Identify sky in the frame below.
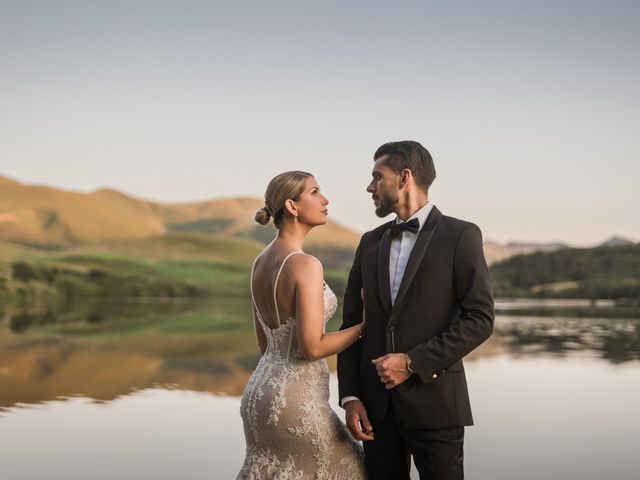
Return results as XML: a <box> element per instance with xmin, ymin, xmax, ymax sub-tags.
<box><xmin>1</xmin><ymin>0</ymin><xmax>638</xmax><ymax>245</ymax></box>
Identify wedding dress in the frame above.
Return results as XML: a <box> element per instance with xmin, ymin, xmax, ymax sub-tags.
<box><xmin>237</xmin><ymin>251</ymin><xmax>366</xmax><ymax>480</ymax></box>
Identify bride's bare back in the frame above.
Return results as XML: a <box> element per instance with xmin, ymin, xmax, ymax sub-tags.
<box><xmin>250</xmin><ymin>246</ymin><xmax>307</xmax><ymax>330</ymax></box>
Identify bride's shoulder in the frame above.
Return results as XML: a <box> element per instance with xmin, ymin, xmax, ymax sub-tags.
<box><xmin>287</xmin><ymin>252</ymin><xmax>323</xmax><ymax>276</ymax></box>
<box><xmin>251</xmin><ymin>249</ymin><xmax>268</xmax><ymax>271</ymax></box>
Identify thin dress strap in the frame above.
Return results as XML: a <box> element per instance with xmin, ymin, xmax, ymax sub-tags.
<box><xmin>273</xmin><ymin>250</ymin><xmax>304</xmax><ymax>326</ymax></box>
<box><xmin>249</xmin><ymin>257</ymin><xmax>268</xmax><ymax>331</ymax></box>
<box><xmin>250</xmin><ymin>250</ymin><xmax>304</xmax><ymax>329</ymax></box>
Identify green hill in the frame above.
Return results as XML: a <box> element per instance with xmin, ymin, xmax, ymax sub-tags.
<box><xmin>0</xmin><ymin>174</ymin><xmax>361</xmax><ymax>309</ymax></box>
<box><xmin>490</xmin><ymin>243</ymin><xmax>640</xmax><ymax>302</ymax></box>
<box><xmin>0</xmin><ymin>233</ymin><xmax>350</xmax><ymax>311</ymax></box>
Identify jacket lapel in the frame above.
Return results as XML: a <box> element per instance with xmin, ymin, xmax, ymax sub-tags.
<box><xmin>377</xmin><ymin>227</ymin><xmax>393</xmax><ymax>315</ymax></box>
<box><xmin>390</xmin><ymin>206</ymin><xmax>442</xmax><ymax>315</ymax></box>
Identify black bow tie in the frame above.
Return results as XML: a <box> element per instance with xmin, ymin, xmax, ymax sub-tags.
<box><xmin>389</xmin><ymin>218</ymin><xmax>420</xmax><ymax>237</ymax></box>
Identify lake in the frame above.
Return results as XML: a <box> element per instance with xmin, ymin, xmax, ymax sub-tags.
<box><xmin>1</xmin><ymin>298</ymin><xmax>639</xmax><ymax>479</ymax></box>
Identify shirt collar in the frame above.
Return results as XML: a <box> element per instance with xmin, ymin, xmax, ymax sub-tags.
<box><xmin>394</xmin><ymin>201</ymin><xmax>433</xmax><ymax>231</ymax></box>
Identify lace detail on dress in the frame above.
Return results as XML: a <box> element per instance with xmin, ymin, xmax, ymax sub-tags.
<box><xmin>239</xmin><ymin>446</ymin><xmax>304</xmax><ymax>480</ymax></box>
<box><xmin>266</xmin><ymin>360</ymin><xmax>301</xmax><ymax>425</ymax></box>
<box><xmin>322</xmin><ymin>281</ymin><xmax>338</xmax><ymax>326</ymax></box>
<box><xmin>237</xmin><ymin>252</ymin><xmax>365</xmax><ymax>480</ymax></box>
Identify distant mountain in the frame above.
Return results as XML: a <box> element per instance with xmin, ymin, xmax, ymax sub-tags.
<box><xmin>483</xmin><ymin>240</ymin><xmax>568</xmax><ymax>265</ymax></box>
<box><xmin>0</xmin><ymin>174</ymin><xmax>359</xmax><ymax>262</ymax></box>
<box><xmin>599</xmin><ymin>236</ymin><xmax>635</xmax><ymax>248</ymax></box>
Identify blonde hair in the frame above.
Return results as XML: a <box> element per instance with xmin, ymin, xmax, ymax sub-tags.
<box><xmin>255</xmin><ymin>171</ymin><xmax>313</xmax><ymax>228</ymax></box>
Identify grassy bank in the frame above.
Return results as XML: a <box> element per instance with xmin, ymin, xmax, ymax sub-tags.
<box><xmin>0</xmin><ymin>236</ymin><xmax>350</xmax><ymax>313</ymax></box>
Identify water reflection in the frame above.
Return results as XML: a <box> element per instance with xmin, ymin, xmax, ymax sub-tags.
<box><xmin>0</xmin><ymin>298</ymin><xmax>258</xmax><ymax>410</ymax></box>
<box><xmin>0</xmin><ymin>298</ymin><xmax>639</xmax><ymax>411</ymax></box>
<box><xmin>499</xmin><ymin>316</ymin><xmax>640</xmax><ymax>363</ymax></box>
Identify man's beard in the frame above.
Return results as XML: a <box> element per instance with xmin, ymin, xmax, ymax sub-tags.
<box><xmin>375</xmin><ymin>192</ymin><xmax>399</xmax><ymax>218</ymax></box>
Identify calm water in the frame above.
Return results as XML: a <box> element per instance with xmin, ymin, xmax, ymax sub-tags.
<box><xmin>1</xmin><ymin>298</ymin><xmax>639</xmax><ymax>480</ymax></box>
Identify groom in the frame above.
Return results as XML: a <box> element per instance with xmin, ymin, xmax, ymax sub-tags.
<box><xmin>338</xmin><ymin>141</ymin><xmax>494</xmax><ymax>480</ymax></box>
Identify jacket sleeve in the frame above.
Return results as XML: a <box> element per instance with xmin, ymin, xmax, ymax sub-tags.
<box><xmin>407</xmin><ymin>223</ymin><xmax>494</xmax><ymax>384</ymax></box>
<box><xmin>337</xmin><ymin>236</ymin><xmax>364</xmax><ymax>401</ymax></box>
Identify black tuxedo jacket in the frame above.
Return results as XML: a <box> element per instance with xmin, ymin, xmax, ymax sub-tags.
<box><xmin>337</xmin><ymin>206</ymin><xmax>494</xmax><ymax>429</ymax></box>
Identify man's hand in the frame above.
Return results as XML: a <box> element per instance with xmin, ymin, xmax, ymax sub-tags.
<box><xmin>372</xmin><ymin>353</ymin><xmax>412</xmax><ymax>389</ymax></box>
<box><xmin>344</xmin><ymin>399</ymin><xmax>374</xmax><ymax>441</ymax></box>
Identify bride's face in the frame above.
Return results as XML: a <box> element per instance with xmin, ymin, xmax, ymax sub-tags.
<box><xmin>295</xmin><ymin>177</ymin><xmax>329</xmax><ymax>226</ymax></box>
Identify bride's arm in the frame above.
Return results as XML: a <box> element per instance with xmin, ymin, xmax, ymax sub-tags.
<box><xmin>294</xmin><ymin>255</ymin><xmax>363</xmax><ymax>361</ymax></box>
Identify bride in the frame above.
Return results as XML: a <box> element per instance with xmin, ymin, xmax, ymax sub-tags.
<box><xmin>237</xmin><ymin>171</ymin><xmax>367</xmax><ymax>480</ymax></box>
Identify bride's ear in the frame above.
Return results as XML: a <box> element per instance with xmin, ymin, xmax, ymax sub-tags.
<box><xmin>284</xmin><ymin>199</ymin><xmax>298</xmax><ymax>219</ymax></box>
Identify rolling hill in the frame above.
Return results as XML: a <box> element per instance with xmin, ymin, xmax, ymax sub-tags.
<box><xmin>2</xmin><ymin>173</ymin><xmax>632</xmax><ymax>273</ymax></box>
<box><xmin>0</xmin><ymin>174</ymin><xmax>359</xmax><ymax>257</ymax></box>
<box><xmin>0</xmin><ymin>175</ymin><xmax>362</xmax><ymax>307</ymax></box>
<box><xmin>490</xmin><ymin>243</ymin><xmax>640</xmax><ymax>301</ymax></box>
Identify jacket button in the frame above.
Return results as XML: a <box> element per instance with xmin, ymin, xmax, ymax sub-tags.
<box><xmin>432</xmin><ymin>373</ymin><xmax>438</xmax><ymax>379</ymax></box>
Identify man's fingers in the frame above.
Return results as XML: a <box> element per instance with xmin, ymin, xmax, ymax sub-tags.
<box><xmin>374</xmin><ymin>361</ymin><xmax>388</xmax><ymax>372</ymax></box>
<box><xmin>372</xmin><ymin>354</ymin><xmax>391</xmax><ymax>364</ymax></box>
<box><xmin>356</xmin><ymin>429</ymin><xmax>375</xmax><ymax>441</ymax></box>
<box><xmin>346</xmin><ymin>402</ymin><xmax>375</xmax><ymax>441</ymax></box>
<box><xmin>355</xmin><ymin>419</ymin><xmax>375</xmax><ymax>441</ymax></box>
<box><xmin>349</xmin><ymin>416</ymin><xmax>373</xmax><ymax>441</ymax></box>
<box><xmin>347</xmin><ymin>412</ymin><xmax>360</xmax><ymax>435</ymax></box>
<box><xmin>359</xmin><ymin>407</ymin><xmax>373</xmax><ymax>433</ymax></box>
<box><xmin>348</xmin><ymin>418</ymin><xmax>360</xmax><ymax>436</ymax></box>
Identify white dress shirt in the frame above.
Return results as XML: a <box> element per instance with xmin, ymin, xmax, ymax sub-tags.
<box><xmin>389</xmin><ymin>201</ymin><xmax>434</xmax><ymax>304</ymax></box>
<box><xmin>341</xmin><ymin>201</ymin><xmax>434</xmax><ymax>408</ymax></box>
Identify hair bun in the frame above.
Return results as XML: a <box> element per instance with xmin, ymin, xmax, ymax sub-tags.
<box><xmin>255</xmin><ymin>207</ymin><xmax>271</xmax><ymax>225</ymax></box>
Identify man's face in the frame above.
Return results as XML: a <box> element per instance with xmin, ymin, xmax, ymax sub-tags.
<box><xmin>366</xmin><ymin>156</ymin><xmax>400</xmax><ymax>218</ymax></box>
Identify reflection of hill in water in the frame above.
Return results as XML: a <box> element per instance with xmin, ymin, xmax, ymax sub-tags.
<box><xmin>497</xmin><ymin>316</ymin><xmax>640</xmax><ymax>363</ymax></box>
<box><xmin>0</xmin><ymin>339</ymin><xmax>256</xmax><ymax>409</ymax></box>
<box><xmin>0</xmin><ymin>298</ymin><xmax>259</xmax><ymax>410</ymax></box>
<box><xmin>1</xmin><ymin>302</ymin><xmax>639</xmax><ymax>410</ymax></box>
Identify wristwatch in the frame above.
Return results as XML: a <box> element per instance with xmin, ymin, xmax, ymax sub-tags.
<box><xmin>403</xmin><ymin>353</ymin><xmax>415</xmax><ymax>374</ymax></box>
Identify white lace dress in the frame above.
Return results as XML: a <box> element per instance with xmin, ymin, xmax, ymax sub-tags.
<box><xmin>237</xmin><ymin>252</ymin><xmax>366</xmax><ymax>480</ymax></box>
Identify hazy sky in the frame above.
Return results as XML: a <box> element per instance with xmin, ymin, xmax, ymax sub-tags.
<box><xmin>1</xmin><ymin>0</ymin><xmax>638</xmax><ymax>245</ymax></box>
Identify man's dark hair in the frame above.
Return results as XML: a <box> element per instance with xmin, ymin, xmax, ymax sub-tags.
<box><xmin>373</xmin><ymin>140</ymin><xmax>436</xmax><ymax>191</ymax></box>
